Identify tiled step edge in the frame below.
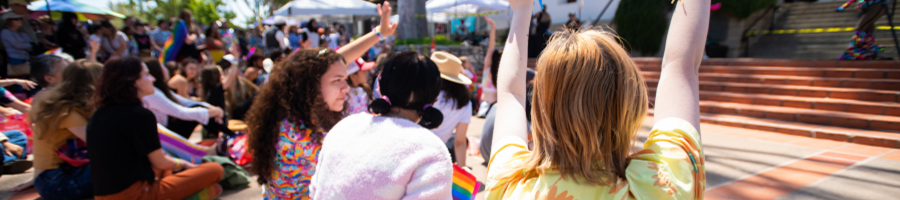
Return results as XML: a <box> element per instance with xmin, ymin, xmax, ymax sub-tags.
<box><xmin>641</xmin><ymin>72</ymin><xmax>900</xmax><ymax>91</ymax></box>
<box><xmin>647</xmin><ymin>109</ymin><xmax>900</xmax><ymax>148</ymax></box>
<box><xmin>645</xmin><ymin>80</ymin><xmax>900</xmax><ymax>103</ymax></box>
<box><xmin>632</xmin><ymin>57</ymin><xmax>900</xmax><ymax>69</ymax></box>
<box><xmin>646</xmin><ymin>88</ymin><xmax>900</xmax><ymax>117</ymax></box>
<box><xmin>638</xmin><ymin>65</ymin><xmax>900</xmax><ymax>80</ymax></box>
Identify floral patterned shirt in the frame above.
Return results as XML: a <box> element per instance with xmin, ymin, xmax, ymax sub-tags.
<box><xmin>264</xmin><ymin>118</ymin><xmax>326</xmax><ymax>200</ymax></box>
<box><xmin>485</xmin><ymin>118</ymin><xmax>706</xmax><ymax>200</ymax></box>
<box><xmin>346</xmin><ymin>87</ymin><xmax>368</xmax><ymax>115</ymax></box>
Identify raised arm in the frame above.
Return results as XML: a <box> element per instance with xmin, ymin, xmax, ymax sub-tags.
<box><xmin>653</xmin><ymin>0</ymin><xmax>710</xmax><ymax>130</ymax></box>
<box><xmin>490</xmin><ymin>0</ymin><xmax>532</xmax><ymax>156</ymax></box>
<box><xmin>336</xmin><ymin>2</ymin><xmax>397</xmax><ymax>62</ymax></box>
<box><xmin>87</xmin><ymin>39</ymin><xmax>101</xmax><ymax>62</ymax></box>
<box><xmin>482</xmin><ymin>16</ymin><xmax>497</xmax><ymax>85</ymax></box>
<box><xmin>0</xmin><ymin>79</ymin><xmax>36</xmax><ymax>89</ymax></box>
<box><xmin>222</xmin><ymin>64</ymin><xmax>239</xmax><ymax>90</ymax></box>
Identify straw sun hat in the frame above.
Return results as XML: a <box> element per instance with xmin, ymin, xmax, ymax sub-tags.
<box><xmin>431</xmin><ymin>51</ymin><xmax>472</xmax><ymax>85</ymax></box>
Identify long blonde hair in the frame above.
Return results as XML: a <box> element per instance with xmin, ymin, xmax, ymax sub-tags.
<box><xmin>32</xmin><ymin>59</ymin><xmax>104</xmax><ymax>139</ymax></box>
<box><xmin>499</xmin><ymin>29</ymin><xmax>648</xmax><ymax>185</ymax></box>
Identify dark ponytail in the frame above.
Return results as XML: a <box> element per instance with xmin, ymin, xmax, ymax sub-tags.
<box><xmin>418</xmin><ymin>106</ymin><xmax>443</xmax><ymax>129</ymax></box>
<box><xmin>373</xmin><ymin>52</ymin><xmax>445</xmax><ymax>129</ymax></box>
<box><xmin>368</xmin><ymin>98</ymin><xmax>392</xmax><ymax>115</ymax></box>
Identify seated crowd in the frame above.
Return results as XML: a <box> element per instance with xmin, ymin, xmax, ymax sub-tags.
<box><xmin>0</xmin><ymin>0</ymin><xmax>711</xmax><ymax>199</ymax></box>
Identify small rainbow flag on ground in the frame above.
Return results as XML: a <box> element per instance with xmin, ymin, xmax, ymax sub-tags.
<box><xmin>452</xmin><ymin>165</ymin><xmax>480</xmax><ymax>200</ymax></box>
<box><xmin>158</xmin><ymin>124</ymin><xmax>207</xmax><ymax>164</ymax></box>
<box><xmin>159</xmin><ymin>20</ymin><xmax>189</xmax><ymax>63</ymax></box>
<box><xmin>43</xmin><ymin>47</ymin><xmax>61</xmax><ymax>56</ymax></box>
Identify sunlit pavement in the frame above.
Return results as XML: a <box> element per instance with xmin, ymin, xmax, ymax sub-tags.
<box><xmin>2</xmin><ymin>116</ymin><xmax>899</xmax><ymax>200</ymax></box>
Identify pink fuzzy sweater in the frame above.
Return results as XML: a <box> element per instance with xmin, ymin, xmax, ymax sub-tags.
<box><xmin>310</xmin><ymin>114</ymin><xmax>453</xmax><ymax>199</ymax></box>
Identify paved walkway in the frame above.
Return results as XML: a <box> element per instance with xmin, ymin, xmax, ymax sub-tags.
<box><xmin>2</xmin><ymin>116</ymin><xmax>899</xmax><ymax>200</ymax></box>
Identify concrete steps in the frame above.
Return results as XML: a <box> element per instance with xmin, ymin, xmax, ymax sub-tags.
<box><xmin>747</xmin><ymin>1</ymin><xmax>900</xmax><ymax>59</ymax></box>
<box><xmin>638</xmin><ymin>57</ymin><xmax>900</xmax><ymax>148</ymax></box>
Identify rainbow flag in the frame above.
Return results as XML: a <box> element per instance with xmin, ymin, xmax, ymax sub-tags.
<box><xmin>43</xmin><ymin>47</ymin><xmax>62</xmax><ymax>55</ymax></box>
<box><xmin>158</xmin><ymin>124</ymin><xmax>208</xmax><ymax>164</ymax></box>
<box><xmin>221</xmin><ymin>28</ymin><xmax>237</xmax><ymax>51</ymax></box>
<box><xmin>159</xmin><ymin>20</ymin><xmax>189</xmax><ymax>63</ymax></box>
<box><xmin>244</xmin><ymin>47</ymin><xmax>256</xmax><ymax>60</ymax></box>
<box><xmin>452</xmin><ymin>165</ymin><xmax>480</xmax><ymax>200</ymax></box>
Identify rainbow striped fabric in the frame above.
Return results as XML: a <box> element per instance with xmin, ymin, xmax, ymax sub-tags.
<box><xmin>157</xmin><ymin>124</ymin><xmax>207</xmax><ymax>164</ymax></box>
<box><xmin>183</xmin><ymin>184</ymin><xmax>220</xmax><ymax>200</ymax></box>
<box><xmin>43</xmin><ymin>47</ymin><xmax>62</xmax><ymax>55</ymax></box>
<box><xmin>243</xmin><ymin>47</ymin><xmax>256</xmax><ymax>60</ymax></box>
<box><xmin>159</xmin><ymin>20</ymin><xmax>189</xmax><ymax>63</ymax></box>
<box><xmin>452</xmin><ymin>165</ymin><xmax>480</xmax><ymax>200</ymax></box>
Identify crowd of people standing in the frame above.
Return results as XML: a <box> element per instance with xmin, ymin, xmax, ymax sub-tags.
<box><xmin>0</xmin><ymin>0</ymin><xmax>711</xmax><ymax>199</ymax></box>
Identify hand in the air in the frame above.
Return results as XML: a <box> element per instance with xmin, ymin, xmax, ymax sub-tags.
<box><xmin>377</xmin><ymin>2</ymin><xmax>399</xmax><ymax>36</ymax></box>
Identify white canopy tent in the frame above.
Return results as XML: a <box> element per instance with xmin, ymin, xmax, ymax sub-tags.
<box><xmin>389</xmin><ymin>0</ymin><xmax>509</xmax><ymax>23</ymax></box>
<box><xmin>426</xmin><ymin>0</ymin><xmax>509</xmax><ymax>16</ymax></box>
<box><xmin>273</xmin><ymin>0</ymin><xmax>378</xmax><ymax>16</ymax></box>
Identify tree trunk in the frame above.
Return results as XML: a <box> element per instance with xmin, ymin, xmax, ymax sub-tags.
<box><xmin>397</xmin><ymin>0</ymin><xmax>427</xmax><ymax>40</ymax></box>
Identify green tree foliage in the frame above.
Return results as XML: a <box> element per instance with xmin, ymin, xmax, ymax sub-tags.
<box><xmin>613</xmin><ymin>0</ymin><xmax>669</xmax><ymax>56</ymax></box>
<box><xmin>109</xmin><ymin>0</ymin><xmax>237</xmax><ymax>27</ymax></box>
<box><xmin>186</xmin><ymin>0</ymin><xmax>237</xmax><ymax>26</ymax></box>
<box><xmin>713</xmin><ymin>0</ymin><xmax>778</xmax><ymax>19</ymax></box>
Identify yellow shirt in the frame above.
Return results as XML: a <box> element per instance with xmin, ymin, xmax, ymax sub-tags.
<box><xmin>32</xmin><ymin>108</ymin><xmax>89</xmax><ymax>170</ymax></box>
<box><xmin>485</xmin><ymin>118</ymin><xmax>706</xmax><ymax>200</ymax></box>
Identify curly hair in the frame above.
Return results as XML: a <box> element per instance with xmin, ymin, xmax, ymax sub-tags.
<box><xmin>246</xmin><ymin>48</ymin><xmax>346</xmax><ymax>185</ymax></box>
<box><xmin>94</xmin><ymin>56</ymin><xmax>144</xmax><ymax>108</ymax></box>
<box><xmin>32</xmin><ymin>59</ymin><xmax>103</xmax><ymax>139</ymax></box>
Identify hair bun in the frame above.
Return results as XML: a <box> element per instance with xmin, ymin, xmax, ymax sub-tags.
<box><xmin>418</xmin><ymin>106</ymin><xmax>443</xmax><ymax>129</ymax></box>
<box><xmin>368</xmin><ymin>98</ymin><xmax>392</xmax><ymax>115</ymax></box>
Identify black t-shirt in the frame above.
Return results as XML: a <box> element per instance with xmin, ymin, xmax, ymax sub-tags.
<box><xmin>205</xmin><ymin>83</ymin><xmax>230</xmax><ymax>137</ymax></box>
<box><xmin>87</xmin><ymin>103</ymin><xmax>161</xmax><ymax>196</ymax></box>
<box><xmin>177</xmin><ymin>39</ymin><xmax>202</xmax><ymax>60</ymax></box>
<box><xmin>134</xmin><ymin>33</ymin><xmax>151</xmax><ymax>50</ymax></box>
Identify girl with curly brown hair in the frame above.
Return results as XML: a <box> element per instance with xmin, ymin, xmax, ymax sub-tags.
<box><xmin>246</xmin><ymin>3</ymin><xmax>399</xmax><ymax>199</ymax></box>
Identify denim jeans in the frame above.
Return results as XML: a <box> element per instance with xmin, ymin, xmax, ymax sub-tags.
<box><xmin>1</xmin><ymin>130</ymin><xmax>27</xmax><ymax>164</ymax></box>
<box><xmin>34</xmin><ymin>164</ymin><xmax>93</xmax><ymax>200</ymax></box>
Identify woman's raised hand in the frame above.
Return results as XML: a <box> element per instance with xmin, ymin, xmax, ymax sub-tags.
<box><xmin>484</xmin><ymin>16</ymin><xmax>496</xmax><ymax>29</ymax></box>
<box><xmin>377</xmin><ymin>2</ymin><xmax>398</xmax><ymax>36</ymax></box>
<box><xmin>508</xmin><ymin>0</ymin><xmax>535</xmax><ymax>10</ymax></box>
